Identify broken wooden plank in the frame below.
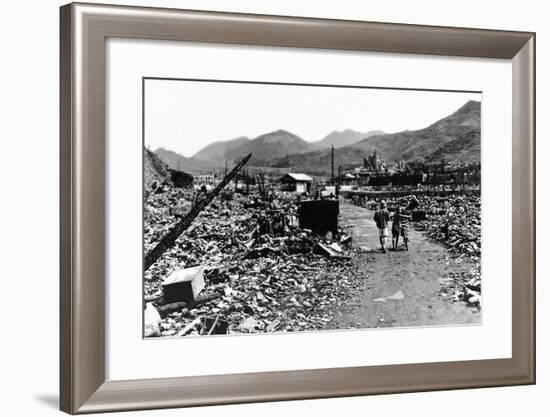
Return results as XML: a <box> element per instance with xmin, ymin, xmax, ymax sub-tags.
<box><xmin>313</xmin><ymin>242</ymin><xmax>350</xmax><ymax>260</ymax></box>
<box><xmin>202</xmin><ymin>315</ymin><xmax>229</xmax><ymax>335</ymax></box>
<box><xmin>176</xmin><ymin>317</ymin><xmax>202</xmax><ymax>337</ymax></box>
<box><xmin>155</xmin><ymin>301</ymin><xmax>188</xmax><ymax>318</ymax></box>
<box><xmin>266</xmin><ymin>319</ymin><xmax>281</xmax><ymax>333</ymax></box>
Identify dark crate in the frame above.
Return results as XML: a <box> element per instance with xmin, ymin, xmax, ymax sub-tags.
<box><xmin>298</xmin><ymin>199</ymin><xmax>339</xmax><ymax>236</ymax></box>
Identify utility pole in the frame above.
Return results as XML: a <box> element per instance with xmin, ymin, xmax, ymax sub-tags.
<box><xmin>331</xmin><ymin>145</ymin><xmax>335</xmax><ymax>186</ymax></box>
<box><xmin>337</xmin><ymin>165</ymin><xmax>342</xmax><ymax>197</ymax></box>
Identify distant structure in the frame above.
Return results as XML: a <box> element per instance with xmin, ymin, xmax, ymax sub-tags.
<box><xmin>363</xmin><ymin>150</ymin><xmax>386</xmax><ymax>172</ymax></box>
<box><xmin>194</xmin><ymin>173</ymin><xmax>217</xmax><ymax>189</ymax></box>
<box><xmin>279</xmin><ymin>173</ymin><xmax>313</xmax><ymax>194</ymax></box>
<box><xmin>396</xmin><ymin>159</ymin><xmax>407</xmax><ymax>171</ymax></box>
<box><xmin>363</xmin><ymin>150</ymin><xmax>377</xmax><ymax>170</ymax></box>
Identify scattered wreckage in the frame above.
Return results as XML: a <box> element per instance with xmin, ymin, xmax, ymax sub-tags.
<box><xmin>144</xmin><ymin>156</ymin><xmax>357</xmax><ymax>337</ymax></box>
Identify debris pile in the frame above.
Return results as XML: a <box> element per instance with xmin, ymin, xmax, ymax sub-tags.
<box><xmin>413</xmin><ymin>195</ymin><xmax>481</xmax><ymax>261</ymax></box>
<box><xmin>144</xmin><ymin>186</ymin><xmax>359</xmax><ymax>337</ymax></box>
<box><xmin>439</xmin><ymin>267</ymin><xmax>481</xmax><ymax>309</ymax></box>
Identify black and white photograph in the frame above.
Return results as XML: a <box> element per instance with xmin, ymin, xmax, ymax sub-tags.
<box><xmin>143</xmin><ymin>78</ymin><xmax>482</xmax><ymax>338</ymax></box>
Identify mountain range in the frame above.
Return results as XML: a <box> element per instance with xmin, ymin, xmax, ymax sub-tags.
<box><xmin>267</xmin><ymin>100</ymin><xmax>481</xmax><ymax>175</ymax></box>
<box><xmin>190</xmin><ymin>128</ymin><xmax>384</xmax><ymax>166</ymax></box>
<box><xmin>154</xmin><ymin>100</ymin><xmax>480</xmax><ymax>176</ymax></box>
<box><xmin>313</xmin><ymin>129</ymin><xmax>385</xmax><ymax>149</ymax></box>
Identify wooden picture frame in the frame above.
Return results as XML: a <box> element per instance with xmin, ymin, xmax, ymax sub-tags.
<box><xmin>60</xmin><ymin>2</ymin><xmax>535</xmax><ymax>414</ymax></box>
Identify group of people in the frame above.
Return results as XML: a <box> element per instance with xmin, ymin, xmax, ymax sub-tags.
<box><xmin>373</xmin><ymin>197</ymin><xmax>419</xmax><ymax>253</ymax></box>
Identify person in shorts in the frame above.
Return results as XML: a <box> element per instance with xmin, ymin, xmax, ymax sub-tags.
<box><xmin>373</xmin><ymin>200</ymin><xmax>390</xmax><ymax>253</ymax></box>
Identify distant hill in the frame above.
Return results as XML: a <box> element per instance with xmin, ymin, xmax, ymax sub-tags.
<box><xmin>425</xmin><ymin>130</ymin><xmax>480</xmax><ymax>163</ymax></box>
<box><xmin>144</xmin><ymin>148</ymin><xmax>170</xmax><ymax>189</ymax></box>
<box><xmin>269</xmin><ymin>100</ymin><xmax>481</xmax><ymax>175</ymax></box>
<box><xmin>192</xmin><ymin>136</ymin><xmax>250</xmax><ymax>161</ymax></box>
<box><xmin>312</xmin><ymin>129</ymin><xmax>385</xmax><ymax>149</ymax></box>
<box><xmin>350</xmin><ymin>100</ymin><xmax>480</xmax><ymax>162</ymax></box>
<box><xmin>192</xmin><ymin>129</ymin><xmax>312</xmax><ymax>166</ymax></box>
<box><xmin>235</xmin><ymin>129</ymin><xmax>311</xmax><ymax>165</ymax></box>
<box><xmin>155</xmin><ymin>147</ymin><xmax>220</xmax><ymax>174</ymax></box>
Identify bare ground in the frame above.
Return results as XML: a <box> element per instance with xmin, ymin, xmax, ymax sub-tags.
<box><xmin>326</xmin><ymin>201</ymin><xmax>480</xmax><ymax>329</ymax></box>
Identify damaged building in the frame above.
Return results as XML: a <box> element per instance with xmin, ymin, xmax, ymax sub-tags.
<box><xmin>279</xmin><ymin>173</ymin><xmax>313</xmax><ymax>194</ymax></box>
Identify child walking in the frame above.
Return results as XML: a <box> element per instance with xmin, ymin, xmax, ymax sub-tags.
<box><xmin>391</xmin><ymin>206</ymin><xmax>411</xmax><ymax>250</ymax></box>
<box><xmin>373</xmin><ymin>201</ymin><xmax>390</xmax><ymax>253</ymax></box>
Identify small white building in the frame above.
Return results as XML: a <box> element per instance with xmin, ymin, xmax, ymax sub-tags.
<box><xmin>279</xmin><ymin>173</ymin><xmax>313</xmax><ymax>194</ymax></box>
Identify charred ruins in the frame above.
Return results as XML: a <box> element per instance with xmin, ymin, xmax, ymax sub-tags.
<box><xmin>144</xmin><ymin>144</ymin><xmax>482</xmax><ymax>337</ymax></box>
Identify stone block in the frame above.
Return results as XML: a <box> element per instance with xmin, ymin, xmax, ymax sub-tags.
<box><xmin>162</xmin><ymin>266</ymin><xmax>205</xmax><ymax>303</ymax></box>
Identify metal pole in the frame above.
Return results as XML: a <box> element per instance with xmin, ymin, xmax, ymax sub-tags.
<box><xmin>331</xmin><ymin>145</ymin><xmax>335</xmax><ymax>186</ymax></box>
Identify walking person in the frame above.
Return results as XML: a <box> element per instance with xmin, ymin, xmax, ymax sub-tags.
<box><xmin>391</xmin><ymin>206</ymin><xmax>412</xmax><ymax>250</ymax></box>
<box><xmin>373</xmin><ymin>200</ymin><xmax>390</xmax><ymax>253</ymax></box>
<box><xmin>391</xmin><ymin>206</ymin><xmax>402</xmax><ymax>250</ymax></box>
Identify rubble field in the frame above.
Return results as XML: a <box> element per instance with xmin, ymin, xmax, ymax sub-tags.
<box><xmin>144</xmin><ymin>185</ymin><xmax>362</xmax><ymax>337</ymax></box>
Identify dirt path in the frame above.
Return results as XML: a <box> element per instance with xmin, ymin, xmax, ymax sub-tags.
<box><xmin>327</xmin><ymin>201</ymin><xmax>480</xmax><ymax>329</ymax></box>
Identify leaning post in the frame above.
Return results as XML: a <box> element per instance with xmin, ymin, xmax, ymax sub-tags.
<box><xmin>144</xmin><ymin>153</ymin><xmax>252</xmax><ymax>271</ymax></box>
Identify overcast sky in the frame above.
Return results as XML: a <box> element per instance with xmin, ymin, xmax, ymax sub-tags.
<box><xmin>144</xmin><ymin>79</ymin><xmax>481</xmax><ymax>157</ymax></box>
